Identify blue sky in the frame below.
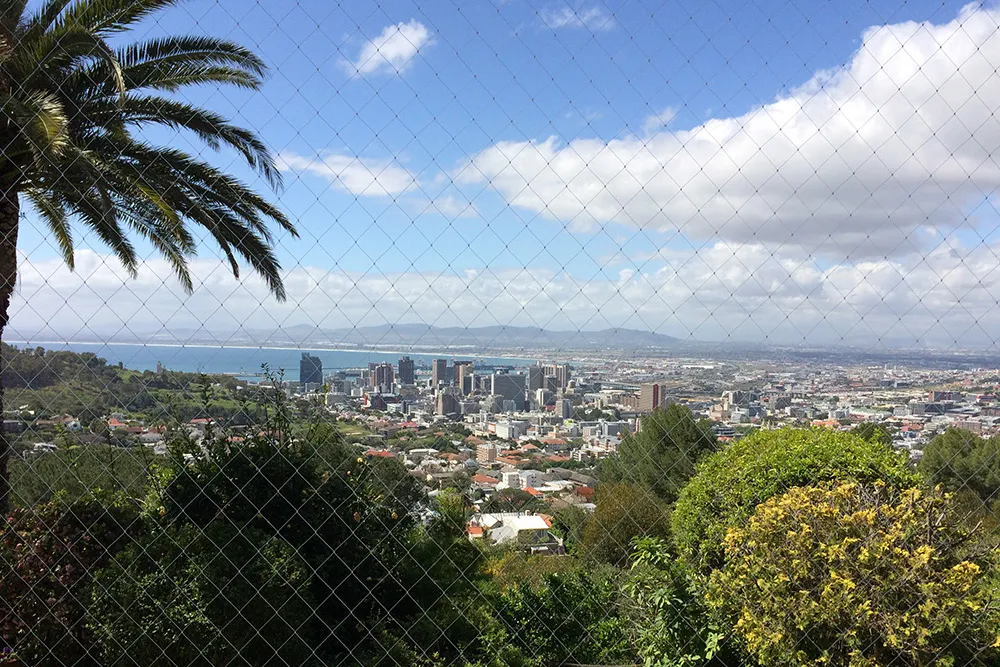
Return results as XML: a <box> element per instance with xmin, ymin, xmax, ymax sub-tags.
<box><xmin>16</xmin><ymin>0</ymin><xmax>1000</xmax><ymax>347</ymax></box>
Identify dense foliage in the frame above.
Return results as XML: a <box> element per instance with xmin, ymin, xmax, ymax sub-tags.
<box><xmin>707</xmin><ymin>482</ymin><xmax>1000</xmax><ymax>667</ymax></box>
<box><xmin>582</xmin><ymin>482</ymin><xmax>672</xmax><ymax>566</ymax></box>
<box><xmin>672</xmin><ymin>428</ymin><xmax>919</xmax><ymax>573</ymax></box>
<box><xmin>919</xmin><ymin>427</ymin><xmax>1000</xmax><ymax>503</ymax></box>
<box><xmin>0</xmin><ymin>498</ymin><xmax>140</xmax><ymax>666</ymax></box>
<box><xmin>89</xmin><ymin>522</ymin><xmax>317</xmax><ymax>667</ymax></box>
<box><xmin>11</xmin><ymin>445</ymin><xmax>154</xmax><ymax>507</ymax></box>
<box><xmin>600</xmin><ymin>404</ymin><xmax>717</xmax><ymax>502</ymax></box>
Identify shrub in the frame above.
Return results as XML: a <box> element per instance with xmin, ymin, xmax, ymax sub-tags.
<box><xmin>624</xmin><ymin>537</ymin><xmax>733</xmax><ymax>667</ymax></box>
<box><xmin>672</xmin><ymin>428</ymin><xmax>918</xmax><ymax>573</ymax></box>
<box><xmin>706</xmin><ymin>482</ymin><xmax>1000</xmax><ymax>667</ymax></box>
<box><xmin>88</xmin><ymin>521</ymin><xmax>317</xmax><ymax>667</ymax></box>
<box><xmin>0</xmin><ymin>497</ymin><xmax>139</xmax><ymax>667</ymax></box>
<box><xmin>477</xmin><ymin>567</ymin><xmax>634</xmax><ymax>667</ymax></box>
<box><xmin>582</xmin><ymin>483</ymin><xmax>671</xmax><ymax>566</ymax></box>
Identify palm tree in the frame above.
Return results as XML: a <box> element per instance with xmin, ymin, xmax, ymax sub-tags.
<box><xmin>0</xmin><ymin>0</ymin><xmax>298</xmax><ymax>512</ymax></box>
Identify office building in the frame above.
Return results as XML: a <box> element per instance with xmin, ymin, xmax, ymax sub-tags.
<box><xmin>491</xmin><ymin>373</ymin><xmax>526</xmax><ymax>411</ymax></box>
<box><xmin>639</xmin><ymin>382</ymin><xmax>661</xmax><ymax>412</ymax></box>
<box><xmin>398</xmin><ymin>356</ymin><xmax>415</xmax><ymax>385</ymax></box>
<box><xmin>528</xmin><ymin>365</ymin><xmax>545</xmax><ymax>391</ymax></box>
<box><xmin>432</xmin><ymin>359</ymin><xmax>448</xmax><ymax>388</ymax></box>
<box><xmin>542</xmin><ymin>363</ymin><xmax>571</xmax><ymax>388</ymax></box>
<box><xmin>557</xmin><ymin>398</ymin><xmax>573</xmax><ymax>419</ymax></box>
<box><xmin>436</xmin><ymin>390</ymin><xmax>460</xmax><ymax>416</ymax></box>
<box><xmin>299</xmin><ymin>353</ymin><xmax>323</xmax><ymax>391</ymax></box>
<box><xmin>454</xmin><ymin>360</ymin><xmax>474</xmax><ymax>394</ymax></box>
<box><xmin>370</xmin><ymin>362</ymin><xmax>394</xmax><ymax>393</ymax></box>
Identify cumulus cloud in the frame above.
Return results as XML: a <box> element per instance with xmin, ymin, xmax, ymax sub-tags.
<box><xmin>538</xmin><ymin>5</ymin><xmax>614</xmax><ymax>31</ymax></box>
<box><xmin>343</xmin><ymin>20</ymin><xmax>432</xmax><ymax>76</ymax></box>
<box><xmin>642</xmin><ymin>106</ymin><xmax>677</xmax><ymax>134</ymax></box>
<box><xmin>458</xmin><ymin>4</ymin><xmax>1000</xmax><ymax>259</ymax></box>
<box><xmin>277</xmin><ymin>152</ymin><xmax>415</xmax><ymax>197</ymax></box>
<box><xmin>11</xmin><ymin>245</ymin><xmax>1000</xmax><ymax>348</ymax></box>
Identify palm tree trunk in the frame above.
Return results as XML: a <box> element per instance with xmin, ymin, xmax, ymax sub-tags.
<box><xmin>0</xmin><ymin>187</ymin><xmax>18</xmax><ymax>516</ymax></box>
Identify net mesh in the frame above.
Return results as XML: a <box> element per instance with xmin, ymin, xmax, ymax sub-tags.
<box><xmin>1</xmin><ymin>1</ymin><xmax>1000</xmax><ymax>666</ymax></box>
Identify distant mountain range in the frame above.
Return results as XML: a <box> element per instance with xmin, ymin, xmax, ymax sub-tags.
<box><xmin>18</xmin><ymin>322</ymin><xmax>1000</xmax><ymax>368</ymax></box>
<box><xmin>237</xmin><ymin>323</ymin><xmax>689</xmax><ymax>352</ymax></box>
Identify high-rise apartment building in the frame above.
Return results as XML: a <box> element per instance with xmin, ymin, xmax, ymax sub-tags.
<box><xmin>639</xmin><ymin>382</ymin><xmax>662</xmax><ymax>412</ymax></box>
<box><xmin>432</xmin><ymin>359</ymin><xmax>448</xmax><ymax>388</ymax></box>
<box><xmin>299</xmin><ymin>353</ymin><xmax>323</xmax><ymax>391</ymax></box>
<box><xmin>454</xmin><ymin>360</ymin><xmax>474</xmax><ymax>394</ymax></box>
<box><xmin>370</xmin><ymin>362</ymin><xmax>394</xmax><ymax>392</ymax></box>
<box><xmin>398</xmin><ymin>356</ymin><xmax>415</xmax><ymax>385</ymax></box>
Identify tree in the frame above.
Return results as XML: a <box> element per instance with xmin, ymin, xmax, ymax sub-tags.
<box><xmin>88</xmin><ymin>522</ymin><xmax>318</xmax><ymax>667</ymax></box>
<box><xmin>919</xmin><ymin>427</ymin><xmax>1000</xmax><ymax>504</ymax></box>
<box><xmin>482</xmin><ymin>488</ymin><xmax>546</xmax><ymax>514</ymax></box>
<box><xmin>159</xmin><ymin>431</ymin><xmax>419</xmax><ymax>659</ymax></box>
<box><xmin>599</xmin><ymin>404</ymin><xmax>717</xmax><ymax>502</ymax></box>
<box><xmin>582</xmin><ymin>483</ymin><xmax>671</xmax><ymax>566</ymax></box>
<box><xmin>853</xmin><ymin>421</ymin><xmax>893</xmax><ymax>446</ymax></box>
<box><xmin>707</xmin><ymin>482</ymin><xmax>1000</xmax><ymax>667</ymax></box>
<box><xmin>0</xmin><ymin>0</ymin><xmax>296</xmax><ymax>513</ymax></box>
<box><xmin>672</xmin><ymin>427</ymin><xmax>919</xmax><ymax>574</ymax></box>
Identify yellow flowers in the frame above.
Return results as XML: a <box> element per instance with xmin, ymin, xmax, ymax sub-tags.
<box><xmin>706</xmin><ymin>481</ymin><xmax>998</xmax><ymax>667</ymax></box>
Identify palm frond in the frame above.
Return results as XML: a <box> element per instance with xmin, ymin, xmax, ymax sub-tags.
<box><xmin>56</xmin><ymin>0</ymin><xmax>180</xmax><ymax>35</ymax></box>
<box><xmin>120</xmin><ymin>36</ymin><xmax>266</xmax><ymax>76</ymax></box>
<box><xmin>23</xmin><ymin>187</ymin><xmax>74</xmax><ymax>267</ymax></box>
<box><xmin>86</xmin><ymin>95</ymin><xmax>281</xmax><ymax>188</ymax></box>
<box><xmin>12</xmin><ymin>25</ymin><xmax>124</xmax><ymax>95</ymax></box>
<box><xmin>0</xmin><ymin>90</ymin><xmax>70</xmax><ymax>169</ymax></box>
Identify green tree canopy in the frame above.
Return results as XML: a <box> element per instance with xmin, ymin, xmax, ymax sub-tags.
<box><xmin>672</xmin><ymin>427</ymin><xmax>919</xmax><ymax>574</ymax></box>
<box><xmin>919</xmin><ymin>427</ymin><xmax>1000</xmax><ymax>503</ymax></box>
<box><xmin>599</xmin><ymin>404</ymin><xmax>717</xmax><ymax>502</ymax></box>
<box><xmin>582</xmin><ymin>482</ymin><xmax>671</xmax><ymax>566</ymax></box>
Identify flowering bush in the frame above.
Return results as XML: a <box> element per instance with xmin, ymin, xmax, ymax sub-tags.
<box><xmin>707</xmin><ymin>482</ymin><xmax>1000</xmax><ymax>667</ymax></box>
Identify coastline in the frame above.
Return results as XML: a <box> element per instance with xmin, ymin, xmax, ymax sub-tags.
<box><xmin>5</xmin><ymin>339</ymin><xmax>542</xmax><ymax>364</ymax></box>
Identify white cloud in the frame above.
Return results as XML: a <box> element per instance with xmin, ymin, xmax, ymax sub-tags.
<box><xmin>343</xmin><ymin>20</ymin><xmax>432</xmax><ymax>76</ymax></box>
<box><xmin>277</xmin><ymin>151</ymin><xmax>415</xmax><ymax>197</ymax></box>
<box><xmin>418</xmin><ymin>195</ymin><xmax>479</xmax><ymax>219</ymax></box>
<box><xmin>538</xmin><ymin>5</ymin><xmax>614</xmax><ymax>31</ymax></box>
<box><xmin>642</xmin><ymin>106</ymin><xmax>676</xmax><ymax>134</ymax></box>
<box><xmin>459</xmin><ymin>4</ymin><xmax>1000</xmax><ymax>259</ymax></box>
<box><xmin>12</xmin><ymin>244</ymin><xmax>1000</xmax><ymax>348</ymax></box>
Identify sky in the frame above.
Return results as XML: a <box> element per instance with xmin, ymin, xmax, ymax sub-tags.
<box><xmin>12</xmin><ymin>0</ymin><xmax>1000</xmax><ymax>349</ymax></box>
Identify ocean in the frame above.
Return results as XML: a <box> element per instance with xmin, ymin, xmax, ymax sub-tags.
<box><xmin>6</xmin><ymin>341</ymin><xmax>537</xmax><ymax>381</ymax></box>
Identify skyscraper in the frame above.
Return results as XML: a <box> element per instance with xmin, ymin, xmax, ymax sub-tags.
<box><xmin>432</xmin><ymin>359</ymin><xmax>448</xmax><ymax>388</ymax></box>
<box><xmin>528</xmin><ymin>364</ymin><xmax>545</xmax><ymax>391</ymax></box>
<box><xmin>398</xmin><ymin>356</ymin><xmax>415</xmax><ymax>385</ymax></box>
<box><xmin>542</xmin><ymin>363</ymin><xmax>571</xmax><ymax>388</ymax></box>
<box><xmin>490</xmin><ymin>372</ymin><xmax>526</xmax><ymax>411</ymax></box>
<box><xmin>371</xmin><ymin>362</ymin><xmax>394</xmax><ymax>392</ymax></box>
<box><xmin>299</xmin><ymin>353</ymin><xmax>323</xmax><ymax>391</ymax></box>
<box><xmin>639</xmin><ymin>382</ymin><xmax>662</xmax><ymax>412</ymax></box>
<box><xmin>454</xmin><ymin>360</ymin><xmax>474</xmax><ymax>394</ymax></box>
